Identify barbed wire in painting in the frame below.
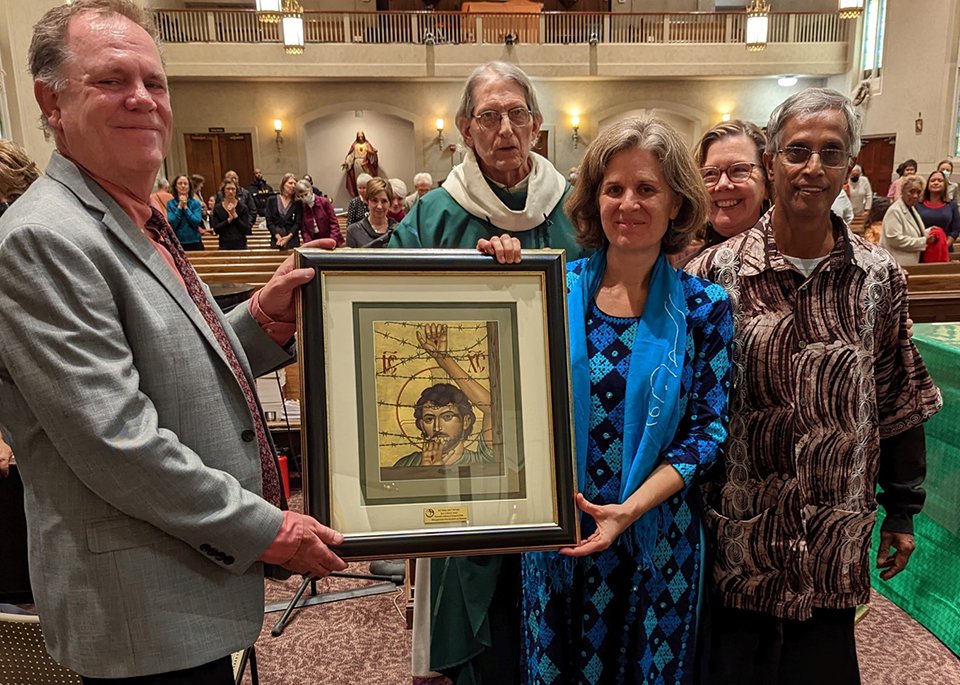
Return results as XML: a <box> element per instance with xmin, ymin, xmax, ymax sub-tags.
<box><xmin>372</xmin><ymin>319</ymin><xmax>498</xmax><ymax>467</ymax></box>
<box><xmin>374</xmin><ymin>321</ymin><xmax>489</xmax><ymax>380</ymax></box>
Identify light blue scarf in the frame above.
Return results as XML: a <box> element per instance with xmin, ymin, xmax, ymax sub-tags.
<box><xmin>567</xmin><ymin>249</ymin><xmax>688</xmax><ymax>560</ymax></box>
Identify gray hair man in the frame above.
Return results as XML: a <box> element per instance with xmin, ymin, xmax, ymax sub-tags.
<box><xmin>687</xmin><ymin>87</ymin><xmax>941</xmax><ymax>684</ymax></box>
<box><xmin>0</xmin><ymin>1</ymin><xmax>345</xmax><ymax>682</ymax></box>
<box><xmin>403</xmin><ymin>171</ymin><xmax>434</xmax><ymax>211</ymax></box>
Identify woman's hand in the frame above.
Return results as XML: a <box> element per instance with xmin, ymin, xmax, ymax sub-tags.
<box><xmin>559</xmin><ymin>493</ymin><xmax>633</xmax><ymax>557</ymax></box>
<box><xmin>476</xmin><ymin>234</ymin><xmax>521</xmax><ymax>264</ymax></box>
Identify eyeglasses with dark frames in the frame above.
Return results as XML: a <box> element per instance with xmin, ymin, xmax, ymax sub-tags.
<box><xmin>473</xmin><ymin>107</ymin><xmax>534</xmax><ymax>130</ymax></box>
<box><xmin>777</xmin><ymin>146</ymin><xmax>851</xmax><ymax>168</ymax></box>
<box><xmin>699</xmin><ymin>162</ymin><xmax>759</xmax><ymax>187</ymax></box>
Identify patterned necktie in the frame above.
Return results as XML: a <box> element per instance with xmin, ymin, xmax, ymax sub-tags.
<box><xmin>145</xmin><ymin>208</ymin><xmax>283</xmax><ymax>507</ymax></box>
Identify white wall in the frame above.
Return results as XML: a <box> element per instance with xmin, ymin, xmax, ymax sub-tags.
<box><xmin>304</xmin><ymin>110</ymin><xmax>416</xmax><ymax>208</ymax></box>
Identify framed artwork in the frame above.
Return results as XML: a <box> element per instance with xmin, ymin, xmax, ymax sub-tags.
<box><xmin>296</xmin><ymin>249</ymin><xmax>578</xmax><ymax>560</ymax></box>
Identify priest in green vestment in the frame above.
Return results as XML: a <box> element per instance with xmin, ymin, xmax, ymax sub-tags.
<box><xmin>389</xmin><ymin>61</ymin><xmax>588</xmax><ymax>685</ymax></box>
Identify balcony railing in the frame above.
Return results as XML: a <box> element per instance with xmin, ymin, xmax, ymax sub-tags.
<box><xmin>153</xmin><ymin>10</ymin><xmax>849</xmax><ymax>47</ymax></box>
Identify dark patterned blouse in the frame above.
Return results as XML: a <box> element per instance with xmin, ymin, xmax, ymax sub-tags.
<box><xmin>687</xmin><ymin>210</ymin><xmax>942</xmax><ymax>621</ymax></box>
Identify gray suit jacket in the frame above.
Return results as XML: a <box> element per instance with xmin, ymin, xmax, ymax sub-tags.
<box><xmin>0</xmin><ymin>153</ymin><xmax>291</xmax><ymax>678</ymax></box>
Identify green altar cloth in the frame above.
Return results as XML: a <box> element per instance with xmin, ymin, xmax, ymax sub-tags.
<box><xmin>871</xmin><ymin>322</ymin><xmax>960</xmax><ymax>655</ymax></box>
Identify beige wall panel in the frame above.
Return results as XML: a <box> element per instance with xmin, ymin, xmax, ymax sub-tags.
<box><xmin>167</xmin><ymin>75</ymin><xmax>815</xmax><ymax>192</ymax></box>
<box><xmin>856</xmin><ymin>0</ymin><xmax>960</xmax><ymax>176</ymax></box>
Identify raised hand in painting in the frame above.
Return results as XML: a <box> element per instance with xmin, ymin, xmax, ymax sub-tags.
<box><xmin>416</xmin><ymin>322</ymin><xmax>448</xmax><ymax>360</ymax></box>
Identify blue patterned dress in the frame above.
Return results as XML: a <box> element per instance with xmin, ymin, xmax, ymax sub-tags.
<box><xmin>521</xmin><ymin>264</ymin><xmax>734</xmax><ymax>685</ymax></box>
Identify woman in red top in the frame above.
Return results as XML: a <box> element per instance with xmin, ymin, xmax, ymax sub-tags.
<box><xmin>915</xmin><ymin>169</ymin><xmax>960</xmax><ymax>251</ymax></box>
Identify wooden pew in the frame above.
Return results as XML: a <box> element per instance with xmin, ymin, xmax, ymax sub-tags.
<box><xmin>197</xmin><ymin>271</ymin><xmax>273</xmax><ymax>286</ymax></box>
<box><xmin>902</xmin><ymin>261</ymin><xmax>960</xmax><ymax>323</ymax></box>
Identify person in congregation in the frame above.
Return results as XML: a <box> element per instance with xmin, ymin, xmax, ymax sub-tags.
<box><xmin>0</xmin><ymin>2</ymin><xmax>347</xmax><ymax>682</ymax></box>
<box><xmin>846</xmin><ymin>164</ymin><xmax>873</xmax><ymax>218</ymax></box>
<box><xmin>248</xmin><ymin>167</ymin><xmax>273</xmax><ymax>216</ymax></box>
<box><xmin>881</xmin><ymin>174</ymin><xmax>934</xmax><ymax>265</ymax></box>
<box><xmin>0</xmin><ymin>139</ymin><xmax>41</xmax><ymax>219</ymax></box>
<box><xmin>296</xmin><ymin>179</ymin><xmax>343</xmax><ymax>245</ymax></box>
<box><xmin>302</xmin><ymin>173</ymin><xmax>322</xmax><ymax>197</ymax></box>
<box><xmin>346</xmin><ymin>171</ymin><xmax>373</xmax><ymax>225</ymax></box>
<box><xmin>216</xmin><ymin>169</ymin><xmax>257</xmax><ymax>222</ymax></box>
<box><xmin>687</xmin><ymin>87</ymin><xmax>942</xmax><ymax>685</ymax></box>
<box><xmin>189</xmin><ymin>172</ymin><xmax>208</xmax><ymax>222</ymax></box>
<box><xmin>166</xmin><ymin>174</ymin><xmax>205</xmax><ymax>251</ymax></box>
<box><xmin>211</xmin><ymin>177</ymin><xmax>253</xmax><ymax>250</ymax></box>
<box><xmin>149</xmin><ymin>176</ymin><xmax>172</xmax><ymax>215</ymax></box>
<box><xmin>345</xmin><ymin>177</ymin><xmax>398</xmax><ymax>247</ymax></box>
<box><xmin>915</xmin><ymin>169</ymin><xmax>960</xmax><ymax>251</ymax></box>
<box><xmin>265</xmin><ymin>172</ymin><xmax>303</xmax><ymax>249</ymax></box>
<box><xmin>388</xmin><ymin>177</ymin><xmax>408</xmax><ymax>222</ymax></box>
<box><xmin>887</xmin><ymin>158</ymin><xmax>917</xmax><ymax>201</ymax></box>
<box><xmin>403</xmin><ymin>171</ymin><xmax>434</xmax><ymax>211</ymax></box>
<box><xmin>937</xmin><ymin>159</ymin><xmax>957</xmax><ymax>201</ymax></box>
<box><xmin>831</xmin><ymin>185</ymin><xmax>855</xmax><ymax>226</ymax></box>
<box><xmin>389</xmin><ymin>60</ymin><xmax>587</xmax><ymax>685</ymax></box>
<box><xmin>521</xmin><ymin>116</ymin><xmax>733</xmax><ymax>685</ymax></box>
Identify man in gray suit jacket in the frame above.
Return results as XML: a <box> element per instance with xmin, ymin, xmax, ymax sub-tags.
<box><xmin>0</xmin><ymin>1</ymin><xmax>346</xmax><ymax>682</ymax></box>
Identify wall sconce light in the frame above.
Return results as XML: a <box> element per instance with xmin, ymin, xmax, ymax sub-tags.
<box><xmin>745</xmin><ymin>0</ymin><xmax>770</xmax><ymax>52</ymax></box>
<box><xmin>838</xmin><ymin>0</ymin><xmax>864</xmax><ymax>19</ymax></box>
<box><xmin>588</xmin><ymin>32</ymin><xmax>599</xmax><ymax>46</ymax></box>
<box><xmin>504</xmin><ymin>32</ymin><xmax>517</xmax><ymax>46</ymax></box>
<box><xmin>274</xmin><ymin>119</ymin><xmax>284</xmax><ymax>153</ymax></box>
<box><xmin>256</xmin><ymin>0</ymin><xmax>282</xmax><ymax>23</ymax></box>
<box><xmin>571</xmin><ymin>115</ymin><xmax>581</xmax><ymax>149</ymax></box>
<box><xmin>436</xmin><ymin>118</ymin><xmax>445</xmax><ymax>150</ymax></box>
<box><xmin>915</xmin><ymin>112</ymin><xmax>923</xmax><ymax>134</ymax></box>
<box><xmin>721</xmin><ymin>113</ymin><xmax>731</xmax><ymax>122</ymax></box>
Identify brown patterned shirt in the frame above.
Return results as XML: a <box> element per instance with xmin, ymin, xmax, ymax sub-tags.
<box><xmin>686</xmin><ymin>210</ymin><xmax>942</xmax><ymax>620</ymax></box>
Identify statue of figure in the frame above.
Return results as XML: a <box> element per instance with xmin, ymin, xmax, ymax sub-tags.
<box><xmin>342</xmin><ymin>130</ymin><xmax>379</xmax><ymax>197</ymax></box>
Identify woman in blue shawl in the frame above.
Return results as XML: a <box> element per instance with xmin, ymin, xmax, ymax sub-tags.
<box><xmin>519</xmin><ymin>117</ymin><xmax>734</xmax><ymax>684</ymax></box>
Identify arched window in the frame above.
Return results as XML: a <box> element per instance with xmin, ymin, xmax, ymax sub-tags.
<box><xmin>860</xmin><ymin>0</ymin><xmax>887</xmax><ymax>80</ymax></box>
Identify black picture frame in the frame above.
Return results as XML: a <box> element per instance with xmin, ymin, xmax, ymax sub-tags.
<box><xmin>296</xmin><ymin>248</ymin><xmax>578</xmax><ymax>560</ymax></box>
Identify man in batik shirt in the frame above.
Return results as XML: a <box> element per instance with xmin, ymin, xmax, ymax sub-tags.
<box><xmin>688</xmin><ymin>87</ymin><xmax>942</xmax><ymax>685</ymax></box>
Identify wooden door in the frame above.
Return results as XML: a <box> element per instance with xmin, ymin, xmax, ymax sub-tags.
<box><xmin>183</xmin><ymin>134</ymin><xmax>219</xmax><ymax>194</ymax></box>
<box><xmin>182</xmin><ymin>133</ymin><xmax>255</xmax><ymax>192</ymax></box>
<box><xmin>857</xmin><ymin>136</ymin><xmax>896</xmax><ymax>198</ymax></box>
<box><xmin>219</xmin><ymin>134</ymin><xmax>255</xmax><ymax>184</ymax></box>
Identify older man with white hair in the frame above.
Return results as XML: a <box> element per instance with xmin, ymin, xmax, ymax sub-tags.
<box><xmin>403</xmin><ymin>171</ymin><xmax>434</xmax><ymax>211</ymax></box>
